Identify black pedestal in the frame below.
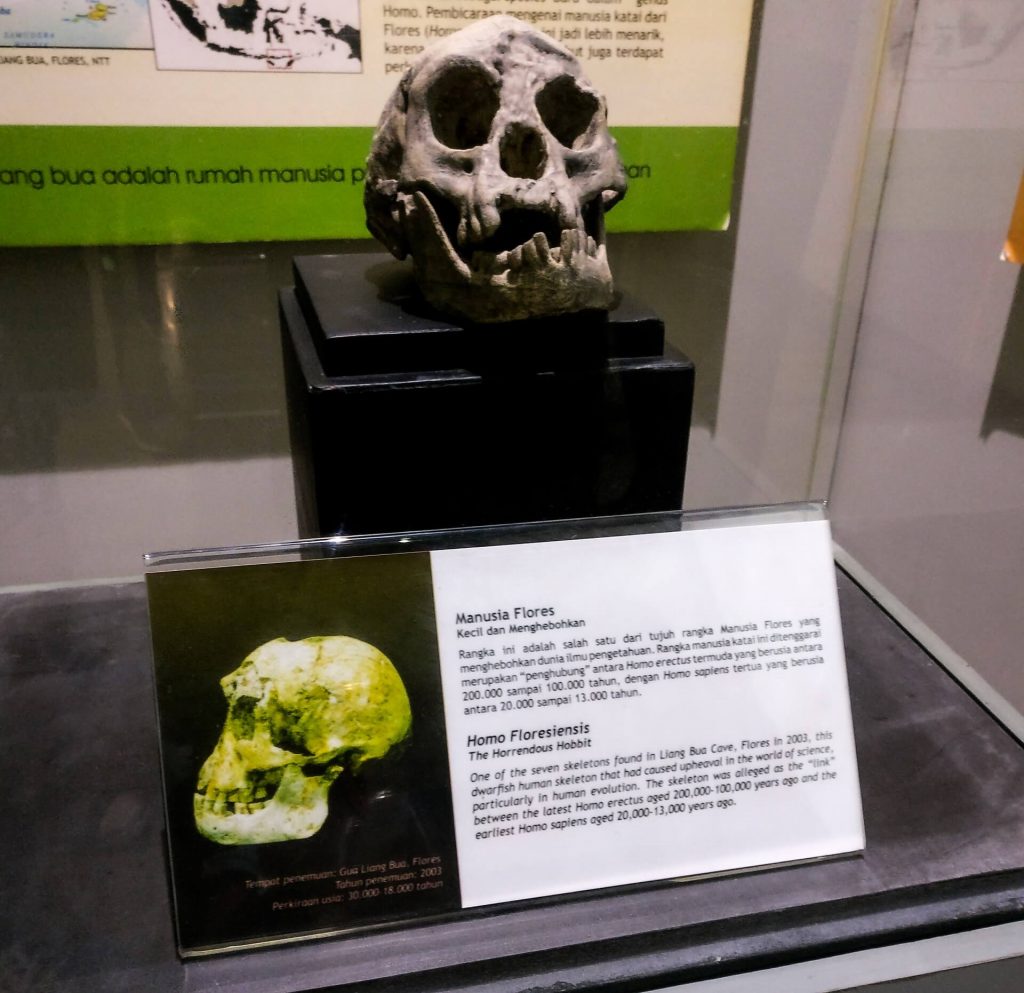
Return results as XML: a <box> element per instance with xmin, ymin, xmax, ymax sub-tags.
<box><xmin>280</xmin><ymin>253</ymin><xmax>694</xmax><ymax>536</ymax></box>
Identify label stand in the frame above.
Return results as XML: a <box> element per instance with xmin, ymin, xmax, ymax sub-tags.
<box><xmin>145</xmin><ymin>504</ymin><xmax>863</xmax><ymax>955</ymax></box>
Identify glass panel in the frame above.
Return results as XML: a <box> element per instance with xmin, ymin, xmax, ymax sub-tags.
<box><xmin>0</xmin><ymin>1</ymin><xmax>896</xmax><ymax>587</ymax></box>
<box><xmin>144</xmin><ymin>503</ymin><xmax>856</xmax><ymax>956</ymax></box>
<box><xmin>830</xmin><ymin>0</ymin><xmax>1024</xmax><ymax>712</ymax></box>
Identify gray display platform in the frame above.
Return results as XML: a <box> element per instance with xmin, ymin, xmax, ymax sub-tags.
<box><xmin>2</xmin><ymin>570</ymin><xmax>1024</xmax><ymax>992</ymax></box>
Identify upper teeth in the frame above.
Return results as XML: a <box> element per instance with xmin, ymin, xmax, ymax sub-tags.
<box><xmin>197</xmin><ymin>789</ymin><xmax>272</xmax><ymax>815</ymax></box>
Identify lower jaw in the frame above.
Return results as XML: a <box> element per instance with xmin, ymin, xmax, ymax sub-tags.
<box><xmin>194</xmin><ymin>777</ymin><xmax>331</xmax><ymax>845</ymax></box>
<box><xmin>414</xmin><ymin>254</ymin><xmax>615</xmax><ymax>324</ymax></box>
<box><xmin>403</xmin><ymin>190</ymin><xmax>613</xmax><ymax>323</ymax></box>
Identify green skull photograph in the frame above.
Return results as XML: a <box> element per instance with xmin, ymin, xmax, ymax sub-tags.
<box><xmin>194</xmin><ymin>635</ymin><xmax>413</xmax><ymax>846</ymax></box>
<box><xmin>147</xmin><ymin>551</ymin><xmax>460</xmax><ymax>953</ymax></box>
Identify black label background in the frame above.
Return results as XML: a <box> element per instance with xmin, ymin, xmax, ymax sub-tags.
<box><xmin>147</xmin><ymin>552</ymin><xmax>460</xmax><ymax>952</ymax></box>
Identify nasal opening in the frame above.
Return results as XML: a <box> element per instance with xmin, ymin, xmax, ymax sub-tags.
<box><xmin>499</xmin><ymin>122</ymin><xmax>547</xmax><ymax>180</ymax></box>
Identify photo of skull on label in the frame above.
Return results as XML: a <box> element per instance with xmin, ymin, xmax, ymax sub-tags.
<box><xmin>194</xmin><ymin>636</ymin><xmax>412</xmax><ymax>846</ymax></box>
<box><xmin>147</xmin><ymin>552</ymin><xmax>459</xmax><ymax>954</ymax></box>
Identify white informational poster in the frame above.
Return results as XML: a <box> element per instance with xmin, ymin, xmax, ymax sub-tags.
<box><xmin>431</xmin><ymin>519</ymin><xmax>864</xmax><ymax>908</ymax></box>
<box><xmin>2</xmin><ymin>1</ymin><xmax>752</xmax><ymax>125</ymax></box>
<box><xmin>1</xmin><ymin>0</ymin><xmax>755</xmax><ymax>244</ymax></box>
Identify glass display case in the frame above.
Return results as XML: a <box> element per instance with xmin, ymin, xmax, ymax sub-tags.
<box><xmin>3</xmin><ymin>1</ymin><xmax>1024</xmax><ymax>990</ymax></box>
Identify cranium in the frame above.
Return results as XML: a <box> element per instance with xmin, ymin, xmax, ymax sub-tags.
<box><xmin>194</xmin><ymin>636</ymin><xmax>411</xmax><ymax>845</ymax></box>
<box><xmin>365</xmin><ymin>15</ymin><xmax>627</xmax><ymax>324</ymax></box>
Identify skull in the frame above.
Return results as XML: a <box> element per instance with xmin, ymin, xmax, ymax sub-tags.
<box><xmin>194</xmin><ymin>636</ymin><xmax>411</xmax><ymax>845</ymax></box>
<box><xmin>365</xmin><ymin>15</ymin><xmax>627</xmax><ymax>324</ymax></box>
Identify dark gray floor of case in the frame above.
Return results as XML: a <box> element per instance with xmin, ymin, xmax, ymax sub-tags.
<box><xmin>2</xmin><ymin>570</ymin><xmax>1024</xmax><ymax>993</ymax></box>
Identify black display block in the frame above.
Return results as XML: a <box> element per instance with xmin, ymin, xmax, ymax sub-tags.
<box><xmin>280</xmin><ymin>253</ymin><xmax>694</xmax><ymax>536</ymax></box>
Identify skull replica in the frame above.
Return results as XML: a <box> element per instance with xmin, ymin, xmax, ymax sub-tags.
<box><xmin>195</xmin><ymin>636</ymin><xmax>411</xmax><ymax>845</ymax></box>
<box><xmin>365</xmin><ymin>15</ymin><xmax>627</xmax><ymax>324</ymax></box>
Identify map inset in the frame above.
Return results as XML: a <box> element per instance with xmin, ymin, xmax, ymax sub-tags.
<box><xmin>0</xmin><ymin>0</ymin><xmax>153</xmax><ymax>48</ymax></box>
<box><xmin>151</xmin><ymin>0</ymin><xmax>361</xmax><ymax>72</ymax></box>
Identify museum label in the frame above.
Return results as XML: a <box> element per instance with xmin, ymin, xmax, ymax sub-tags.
<box><xmin>147</xmin><ymin>507</ymin><xmax>864</xmax><ymax>953</ymax></box>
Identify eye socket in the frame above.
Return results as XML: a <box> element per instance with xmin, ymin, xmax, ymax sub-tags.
<box><xmin>428</xmin><ymin>61</ymin><xmax>500</xmax><ymax>149</ymax></box>
<box><xmin>536</xmin><ymin>75</ymin><xmax>600</xmax><ymax>149</ymax></box>
<box><xmin>270</xmin><ymin>718</ymin><xmax>315</xmax><ymax>757</ymax></box>
<box><xmin>228</xmin><ymin>695</ymin><xmax>258</xmax><ymax>739</ymax></box>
